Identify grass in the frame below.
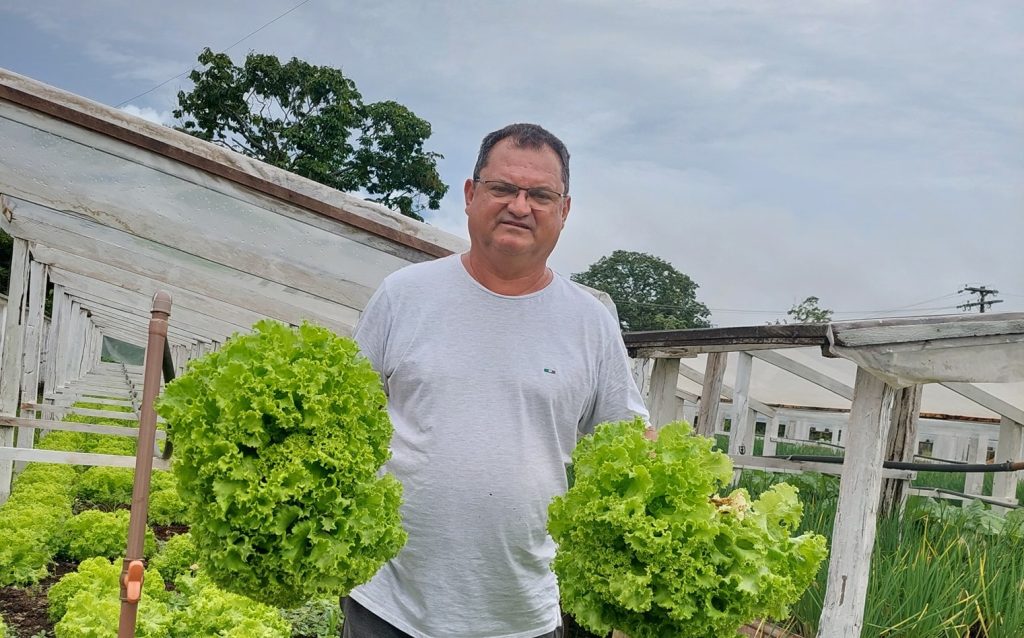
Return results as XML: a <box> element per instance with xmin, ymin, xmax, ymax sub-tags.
<box><xmin>736</xmin><ymin>468</ymin><xmax>1024</xmax><ymax>637</ymax></box>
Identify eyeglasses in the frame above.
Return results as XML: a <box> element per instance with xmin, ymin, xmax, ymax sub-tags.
<box><xmin>474</xmin><ymin>179</ymin><xmax>566</xmax><ymax>208</ymax></box>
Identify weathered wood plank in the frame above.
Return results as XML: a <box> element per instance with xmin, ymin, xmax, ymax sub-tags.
<box><xmin>940</xmin><ymin>382</ymin><xmax>1024</xmax><ymax>426</ymax></box>
<box><xmin>648</xmin><ymin>357</ymin><xmax>681</xmax><ymax>429</ymax></box>
<box><xmin>14</xmin><ymin>259</ymin><xmax>48</xmax><ymax>471</ymax></box>
<box><xmin>830</xmin><ymin>316</ymin><xmax>1024</xmax><ymax>347</ymax></box>
<box><xmin>0</xmin><ymin>237</ymin><xmax>30</xmax><ymax>503</ymax></box>
<box><xmin>963</xmin><ymin>434</ymin><xmax>988</xmax><ymax>495</ymax></box>
<box><xmin>751</xmin><ymin>350</ymin><xmax>855</xmax><ymax>400</ymax></box>
<box><xmin>880</xmin><ymin>384</ymin><xmax>922</xmax><ymax>517</ymax></box>
<box><xmin>818</xmin><ymin>368</ymin><xmax>897</xmax><ymax>637</ymax></box>
<box><xmin>0</xmin><ymin>74</ymin><xmax>464</xmax><ymax>260</ymax></box>
<box><xmin>3</xmin><ymin>200</ymin><xmax>358</xmax><ymax>333</ymax></box>
<box><xmin>696</xmin><ymin>353</ymin><xmax>727</xmax><ymax>437</ymax></box>
<box><xmin>0</xmin><ymin>446</ymin><xmax>169</xmax><ymax>470</ymax></box>
<box><xmin>729</xmin><ymin>353</ymin><xmax>755</xmax><ymax>457</ymax></box>
<box><xmin>0</xmin><ymin>416</ymin><xmax>164</xmax><ymax>439</ymax></box>
<box><xmin>677</xmin><ymin>361</ymin><xmax>777</xmax><ymax>418</ymax></box>
<box><xmin>992</xmin><ymin>417</ymin><xmax>1023</xmax><ymax>504</ymax></box>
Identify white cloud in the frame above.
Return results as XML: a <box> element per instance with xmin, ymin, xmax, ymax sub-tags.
<box><xmin>119</xmin><ymin>104</ymin><xmax>173</xmax><ymax>126</ymax></box>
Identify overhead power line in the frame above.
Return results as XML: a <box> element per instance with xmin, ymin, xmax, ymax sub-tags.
<box><xmin>115</xmin><ymin>0</ymin><xmax>314</xmax><ymax>108</ymax></box>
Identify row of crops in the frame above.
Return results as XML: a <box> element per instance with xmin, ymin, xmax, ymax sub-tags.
<box><xmin>2</xmin><ymin>400</ymin><xmax>1023</xmax><ymax>636</ymax></box>
<box><xmin>0</xmin><ymin>400</ymin><xmax>343</xmax><ymax>638</ymax></box>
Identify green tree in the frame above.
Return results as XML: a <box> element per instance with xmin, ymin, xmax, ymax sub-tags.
<box><xmin>572</xmin><ymin>250</ymin><xmax>711</xmax><ymax>331</ymax></box>
<box><xmin>173</xmin><ymin>48</ymin><xmax>447</xmax><ymax>221</ymax></box>
<box><xmin>786</xmin><ymin>296</ymin><xmax>833</xmax><ymax>323</ymax></box>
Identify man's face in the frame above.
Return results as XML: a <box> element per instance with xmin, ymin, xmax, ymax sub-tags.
<box><xmin>464</xmin><ymin>139</ymin><xmax>571</xmax><ymax>265</ymax></box>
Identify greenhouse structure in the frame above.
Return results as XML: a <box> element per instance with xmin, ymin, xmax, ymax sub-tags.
<box><xmin>0</xmin><ymin>66</ymin><xmax>1022</xmax><ymax>637</ymax></box>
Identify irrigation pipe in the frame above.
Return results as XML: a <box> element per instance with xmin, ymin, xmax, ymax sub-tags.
<box><xmin>770</xmin><ymin>455</ymin><xmax>1024</xmax><ymax>474</ymax></box>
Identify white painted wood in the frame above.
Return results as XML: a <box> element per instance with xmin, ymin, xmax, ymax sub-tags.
<box><xmin>0</xmin><ymin>446</ymin><xmax>169</xmax><ymax>471</ymax></box>
<box><xmin>763</xmin><ymin>416</ymin><xmax>780</xmax><ymax>456</ymax></box>
<box><xmin>940</xmin><ymin>382</ymin><xmax>1024</xmax><ymax>426</ymax></box>
<box><xmin>14</xmin><ymin>259</ymin><xmax>48</xmax><ymax>471</ymax></box>
<box><xmin>0</xmin><ymin>238</ymin><xmax>30</xmax><ymax>503</ymax></box>
<box><xmin>0</xmin><ymin>416</ymin><xmax>164</xmax><ymax>439</ymax></box>
<box><xmin>963</xmin><ymin>434</ymin><xmax>989</xmax><ymax>495</ymax></box>
<box><xmin>818</xmin><ymin>367</ymin><xmax>897</xmax><ymax>637</ymax></box>
<box><xmin>831</xmin><ymin>317</ymin><xmax>1024</xmax><ymax>347</ymax></box>
<box><xmin>648</xmin><ymin>357</ymin><xmax>681</xmax><ymax>429</ymax></box>
<box><xmin>992</xmin><ymin>417</ymin><xmax>1023</xmax><ymax>503</ymax></box>
<box><xmin>677</xmin><ymin>361</ymin><xmax>777</xmax><ymax>418</ymax></box>
<box><xmin>751</xmin><ymin>350</ymin><xmax>855</xmax><ymax>400</ymax></box>
<box><xmin>729</xmin><ymin>352</ymin><xmax>755</xmax><ymax>457</ymax></box>
<box><xmin>696</xmin><ymin>352</ymin><xmax>727</xmax><ymax>437</ymax></box>
<box><xmin>0</xmin><ymin>83</ymin><xmax>465</xmax><ymax>260</ymax></box>
<box><xmin>10</xmin><ymin>209</ymin><xmax>357</xmax><ymax>333</ymax></box>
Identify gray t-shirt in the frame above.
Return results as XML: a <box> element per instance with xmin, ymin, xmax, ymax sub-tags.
<box><xmin>351</xmin><ymin>254</ymin><xmax>648</xmax><ymax>638</ymax></box>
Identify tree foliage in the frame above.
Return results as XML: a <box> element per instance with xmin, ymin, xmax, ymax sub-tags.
<box><xmin>786</xmin><ymin>296</ymin><xmax>833</xmax><ymax>323</ymax></box>
<box><xmin>572</xmin><ymin>250</ymin><xmax>711</xmax><ymax>331</ymax></box>
<box><xmin>174</xmin><ymin>48</ymin><xmax>447</xmax><ymax>221</ymax></box>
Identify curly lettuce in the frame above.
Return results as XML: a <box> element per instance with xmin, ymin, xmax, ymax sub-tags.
<box><xmin>156</xmin><ymin>320</ymin><xmax>406</xmax><ymax>608</ymax></box>
<box><xmin>549</xmin><ymin>418</ymin><xmax>827</xmax><ymax>638</ymax></box>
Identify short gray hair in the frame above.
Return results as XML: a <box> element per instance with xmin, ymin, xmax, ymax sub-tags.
<box><xmin>473</xmin><ymin>123</ymin><xmax>570</xmax><ymax>194</ymax></box>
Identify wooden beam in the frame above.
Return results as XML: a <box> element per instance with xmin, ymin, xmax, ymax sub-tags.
<box><xmin>677</xmin><ymin>361</ymin><xmax>777</xmax><ymax>418</ymax></box>
<box><xmin>3</xmin><ymin>201</ymin><xmax>358</xmax><ymax>333</ymax></box>
<box><xmin>0</xmin><ymin>237</ymin><xmax>30</xmax><ymax>503</ymax></box>
<box><xmin>0</xmin><ymin>416</ymin><xmax>164</xmax><ymax>439</ymax></box>
<box><xmin>14</xmin><ymin>259</ymin><xmax>48</xmax><ymax>470</ymax></box>
<box><xmin>696</xmin><ymin>352</ymin><xmax>727</xmax><ymax>437</ymax></box>
<box><xmin>729</xmin><ymin>352</ymin><xmax>755</xmax><ymax>457</ymax></box>
<box><xmin>0</xmin><ymin>446</ymin><xmax>169</xmax><ymax>471</ymax></box>
<box><xmin>624</xmin><ymin>323</ymin><xmax>829</xmax><ymax>357</ymax></box>
<box><xmin>940</xmin><ymin>382</ymin><xmax>1024</xmax><ymax>425</ymax></box>
<box><xmin>992</xmin><ymin>417</ymin><xmax>1023</xmax><ymax>504</ymax></box>
<box><xmin>648</xmin><ymin>357</ymin><xmax>681</xmax><ymax>429</ymax></box>
<box><xmin>0</xmin><ymin>74</ymin><xmax>461</xmax><ymax>259</ymax></box>
<box><xmin>880</xmin><ymin>384</ymin><xmax>922</xmax><ymax>517</ymax></box>
<box><xmin>963</xmin><ymin>433</ymin><xmax>989</xmax><ymax>495</ymax></box>
<box><xmin>750</xmin><ymin>350</ymin><xmax>855</xmax><ymax>400</ymax></box>
<box><xmin>819</xmin><ymin>367</ymin><xmax>897</xmax><ymax>637</ymax></box>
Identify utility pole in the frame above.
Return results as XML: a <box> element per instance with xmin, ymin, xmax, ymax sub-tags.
<box><xmin>958</xmin><ymin>285</ymin><xmax>1003</xmax><ymax>313</ymax></box>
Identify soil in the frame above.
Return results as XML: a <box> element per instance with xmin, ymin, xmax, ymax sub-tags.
<box><xmin>0</xmin><ymin>560</ymin><xmax>75</xmax><ymax>638</ymax></box>
<box><xmin>0</xmin><ymin>528</ymin><xmax>188</xmax><ymax>637</ymax></box>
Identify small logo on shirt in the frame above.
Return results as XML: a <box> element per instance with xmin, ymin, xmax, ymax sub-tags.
<box><xmin>543</xmin><ymin>368</ymin><xmax>557</xmax><ymax>375</ymax></box>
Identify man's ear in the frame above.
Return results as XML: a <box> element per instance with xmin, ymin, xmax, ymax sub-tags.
<box><xmin>464</xmin><ymin>178</ymin><xmax>476</xmax><ymax>213</ymax></box>
<box><xmin>561</xmin><ymin>195</ymin><xmax>572</xmax><ymax>226</ymax></box>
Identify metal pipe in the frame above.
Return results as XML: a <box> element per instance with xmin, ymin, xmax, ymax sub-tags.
<box><xmin>771</xmin><ymin>454</ymin><xmax>1024</xmax><ymax>474</ymax></box>
<box><xmin>118</xmin><ymin>291</ymin><xmax>171</xmax><ymax>638</ymax></box>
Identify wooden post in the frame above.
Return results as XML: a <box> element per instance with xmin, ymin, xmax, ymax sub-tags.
<box><xmin>728</xmin><ymin>352</ymin><xmax>754</xmax><ymax>456</ymax></box>
<box><xmin>696</xmin><ymin>352</ymin><xmax>726</xmax><ymax>437</ymax></box>
<box><xmin>818</xmin><ymin>367</ymin><xmax>897</xmax><ymax>637</ymax></box>
<box><xmin>648</xmin><ymin>357</ymin><xmax>681</xmax><ymax>430</ymax></box>
<box><xmin>15</xmin><ymin>261</ymin><xmax>48</xmax><ymax>470</ymax></box>
<box><xmin>879</xmin><ymin>384</ymin><xmax>922</xmax><ymax>517</ymax></box>
<box><xmin>964</xmin><ymin>434</ymin><xmax>988</xmax><ymax>495</ymax></box>
<box><xmin>0</xmin><ymin>238</ymin><xmax>30</xmax><ymax>503</ymax></box>
<box><xmin>992</xmin><ymin>417</ymin><xmax>1023</xmax><ymax>504</ymax></box>
<box><xmin>763</xmin><ymin>415</ymin><xmax>780</xmax><ymax>457</ymax></box>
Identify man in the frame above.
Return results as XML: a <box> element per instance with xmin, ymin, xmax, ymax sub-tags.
<box><xmin>347</xmin><ymin>123</ymin><xmax>648</xmax><ymax>638</ymax></box>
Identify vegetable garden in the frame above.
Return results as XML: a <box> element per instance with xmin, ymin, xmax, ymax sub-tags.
<box><xmin>1</xmin><ymin>68</ymin><xmax>1023</xmax><ymax>637</ymax></box>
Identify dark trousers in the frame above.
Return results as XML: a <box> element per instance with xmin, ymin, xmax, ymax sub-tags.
<box><xmin>342</xmin><ymin>597</ymin><xmax>564</xmax><ymax>638</ymax></box>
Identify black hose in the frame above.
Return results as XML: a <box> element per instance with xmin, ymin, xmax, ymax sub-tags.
<box><xmin>770</xmin><ymin>454</ymin><xmax>1024</xmax><ymax>474</ymax></box>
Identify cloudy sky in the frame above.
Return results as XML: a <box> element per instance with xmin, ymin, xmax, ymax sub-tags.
<box><xmin>2</xmin><ymin>1</ymin><xmax>1021</xmax><ymax>326</ymax></box>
